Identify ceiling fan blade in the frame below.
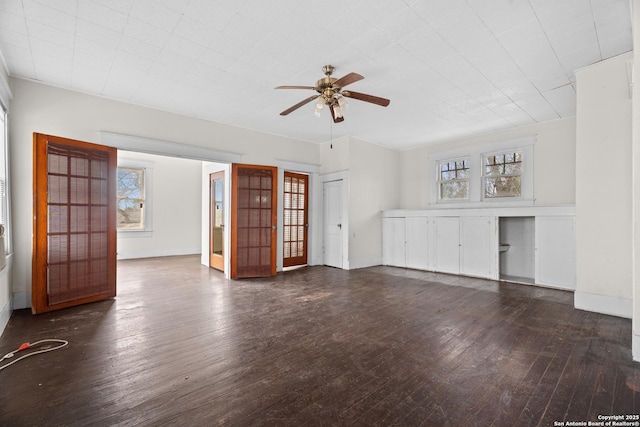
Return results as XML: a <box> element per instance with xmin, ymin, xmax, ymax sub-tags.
<box><xmin>275</xmin><ymin>85</ymin><xmax>316</xmax><ymax>90</ymax></box>
<box><xmin>343</xmin><ymin>90</ymin><xmax>390</xmax><ymax>107</ymax></box>
<box><xmin>329</xmin><ymin>104</ymin><xmax>345</xmax><ymax>123</ymax></box>
<box><xmin>333</xmin><ymin>72</ymin><xmax>364</xmax><ymax>88</ymax></box>
<box><xmin>280</xmin><ymin>95</ymin><xmax>320</xmax><ymax>116</ymax></box>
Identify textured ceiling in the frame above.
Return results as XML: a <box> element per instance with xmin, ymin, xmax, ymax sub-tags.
<box><xmin>0</xmin><ymin>0</ymin><xmax>633</xmax><ymax>150</ymax></box>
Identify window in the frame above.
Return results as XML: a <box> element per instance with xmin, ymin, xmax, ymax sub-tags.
<box><xmin>483</xmin><ymin>151</ymin><xmax>522</xmax><ymax>198</ymax></box>
<box><xmin>438</xmin><ymin>158</ymin><xmax>469</xmax><ymax>200</ymax></box>
<box><xmin>0</xmin><ymin>108</ymin><xmax>8</xmax><ymax>253</ymax></box>
<box><xmin>429</xmin><ymin>136</ymin><xmax>534</xmax><ymax>206</ymax></box>
<box><xmin>117</xmin><ymin>167</ymin><xmax>145</xmax><ymax>230</ymax></box>
<box><xmin>116</xmin><ymin>157</ymin><xmax>153</xmax><ymax>234</ymax></box>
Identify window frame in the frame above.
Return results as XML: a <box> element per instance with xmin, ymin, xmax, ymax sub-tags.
<box><xmin>0</xmin><ymin>108</ymin><xmax>10</xmax><ymax>255</ymax></box>
<box><xmin>482</xmin><ymin>150</ymin><xmax>524</xmax><ymax>200</ymax></box>
<box><xmin>437</xmin><ymin>157</ymin><xmax>470</xmax><ymax>201</ymax></box>
<box><xmin>117</xmin><ymin>158</ymin><xmax>153</xmax><ymax>237</ymax></box>
<box><xmin>429</xmin><ymin>136</ymin><xmax>534</xmax><ymax>207</ymax></box>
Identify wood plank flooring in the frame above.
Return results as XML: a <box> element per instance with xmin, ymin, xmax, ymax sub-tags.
<box><xmin>0</xmin><ymin>255</ymin><xmax>638</xmax><ymax>426</ymax></box>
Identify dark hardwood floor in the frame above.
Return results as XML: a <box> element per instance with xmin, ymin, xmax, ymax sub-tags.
<box><xmin>0</xmin><ymin>255</ymin><xmax>638</xmax><ymax>426</ymax></box>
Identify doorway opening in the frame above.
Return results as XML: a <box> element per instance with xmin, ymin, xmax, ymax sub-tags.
<box><xmin>209</xmin><ymin>171</ymin><xmax>225</xmax><ymax>271</ymax></box>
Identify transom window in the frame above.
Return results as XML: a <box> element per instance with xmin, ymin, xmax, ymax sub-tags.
<box><xmin>438</xmin><ymin>158</ymin><xmax>469</xmax><ymax>200</ymax></box>
<box><xmin>483</xmin><ymin>152</ymin><xmax>522</xmax><ymax>198</ymax></box>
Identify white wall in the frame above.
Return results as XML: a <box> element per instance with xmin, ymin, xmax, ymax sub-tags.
<box><xmin>348</xmin><ymin>138</ymin><xmax>401</xmax><ymax>268</ymax></box>
<box><xmin>398</xmin><ymin>116</ymin><xmax>577</xmax><ymax>209</ymax></box>
<box><xmin>117</xmin><ymin>151</ymin><xmax>202</xmax><ymax>260</ymax></box>
<box><xmin>319</xmin><ymin>136</ymin><xmax>401</xmax><ymax>269</ymax></box>
<box><xmin>575</xmin><ymin>52</ymin><xmax>633</xmax><ymax>318</ymax></box>
<box><xmin>319</xmin><ymin>136</ymin><xmax>350</xmax><ymax>174</ymax></box>
<box><xmin>633</xmin><ymin>0</ymin><xmax>640</xmax><ymax>360</ymax></box>
<box><xmin>8</xmin><ymin>78</ymin><xmax>320</xmax><ymax>309</ymax></box>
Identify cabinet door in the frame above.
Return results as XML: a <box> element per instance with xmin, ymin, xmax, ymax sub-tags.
<box><xmin>382</xmin><ymin>217</ymin><xmax>406</xmax><ymax>267</ymax></box>
<box><xmin>460</xmin><ymin>216</ymin><xmax>497</xmax><ymax>279</ymax></box>
<box><xmin>406</xmin><ymin>217</ymin><xmax>429</xmax><ymax>270</ymax></box>
<box><xmin>433</xmin><ymin>217</ymin><xmax>460</xmax><ymax>274</ymax></box>
<box><xmin>536</xmin><ymin>216</ymin><xmax>576</xmax><ymax>289</ymax></box>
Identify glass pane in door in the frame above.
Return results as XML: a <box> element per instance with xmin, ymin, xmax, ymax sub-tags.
<box><xmin>213</xmin><ymin>177</ymin><xmax>223</xmax><ymax>256</ymax></box>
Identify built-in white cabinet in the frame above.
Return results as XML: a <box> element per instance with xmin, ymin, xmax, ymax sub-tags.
<box><xmin>460</xmin><ymin>216</ymin><xmax>498</xmax><ymax>279</ymax></box>
<box><xmin>433</xmin><ymin>217</ymin><xmax>460</xmax><ymax>274</ymax></box>
<box><xmin>535</xmin><ymin>216</ymin><xmax>576</xmax><ymax>290</ymax></box>
<box><xmin>382</xmin><ymin>217</ymin><xmax>406</xmax><ymax>267</ymax></box>
<box><xmin>382</xmin><ymin>207</ymin><xmax>575</xmax><ymax>290</ymax></box>
<box><xmin>405</xmin><ymin>217</ymin><xmax>429</xmax><ymax>270</ymax></box>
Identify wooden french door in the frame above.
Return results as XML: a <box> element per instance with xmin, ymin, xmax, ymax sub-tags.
<box><xmin>283</xmin><ymin>172</ymin><xmax>308</xmax><ymax>267</ymax></box>
<box><xmin>231</xmin><ymin>164</ymin><xmax>277</xmax><ymax>278</ymax></box>
<box><xmin>32</xmin><ymin>133</ymin><xmax>117</xmax><ymax>314</ymax></box>
<box><xmin>209</xmin><ymin>171</ymin><xmax>224</xmax><ymax>271</ymax></box>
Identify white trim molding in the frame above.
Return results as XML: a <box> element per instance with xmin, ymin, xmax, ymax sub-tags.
<box><xmin>574</xmin><ymin>291</ymin><xmax>632</xmax><ymax>319</ymax></box>
<box><xmin>12</xmin><ymin>290</ymin><xmax>30</xmax><ymax>310</ymax></box>
<box><xmin>100</xmin><ymin>132</ymin><xmax>242</xmax><ymax>163</ymax></box>
<box><xmin>0</xmin><ymin>298</ymin><xmax>10</xmax><ymax>334</ymax></box>
<box><xmin>0</xmin><ymin>51</ymin><xmax>12</xmax><ymax>110</ymax></box>
<box><xmin>634</xmin><ymin>334</ymin><xmax>640</xmax><ymax>362</ymax></box>
<box><xmin>117</xmin><ymin>247</ymin><xmax>201</xmax><ymax>260</ymax></box>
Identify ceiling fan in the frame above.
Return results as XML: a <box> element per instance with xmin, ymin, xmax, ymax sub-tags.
<box><xmin>276</xmin><ymin>65</ymin><xmax>390</xmax><ymax>123</ymax></box>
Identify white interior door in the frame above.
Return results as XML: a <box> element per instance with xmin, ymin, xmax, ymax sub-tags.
<box><xmin>323</xmin><ymin>179</ymin><xmax>343</xmax><ymax>268</ymax></box>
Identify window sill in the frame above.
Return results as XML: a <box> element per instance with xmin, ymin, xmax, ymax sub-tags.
<box><xmin>433</xmin><ymin>199</ymin><xmax>534</xmax><ymax>209</ymax></box>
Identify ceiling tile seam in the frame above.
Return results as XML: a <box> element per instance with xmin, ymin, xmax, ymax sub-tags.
<box><xmin>587</xmin><ymin>0</ymin><xmax>604</xmax><ymax>64</ymax></box>
<box><xmin>70</xmin><ymin>1</ymin><xmax>79</xmax><ymax>90</ymax></box>
<box><xmin>527</xmin><ymin>0</ymin><xmax>579</xmax><ymax>104</ymax></box>
<box><xmin>426</xmin><ymin>53</ymin><xmax>533</xmax><ymax>126</ymax></box>
<box><xmin>100</xmin><ymin>1</ymin><xmax>135</xmax><ymax>97</ymax></box>
<box><xmin>408</xmin><ymin>0</ymin><xmax>534</xmax><ymax>125</ymax></box>
<box><xmin>20</xmin><ymin>0</ymin><xmax>36</xmax><ymax>81</ymax></box>
<box><xmin>457</xmin><ymin>1</ymin><xmax>547</xmax><ymax>124</ymax></box>
<box><xmin>462</xmin><ymin>0</ymin><xmax>540</xmax><ymax>124</ymax></box>
<box><xmin>126</xmin><ymin>9</ymin><xmax>188</xmax><ymax>102</ymax></box>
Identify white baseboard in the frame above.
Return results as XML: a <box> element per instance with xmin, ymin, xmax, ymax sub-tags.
<box><xmin>12</xmin><ymin>290</ymin><xmax>30</xmax><ymax>310</ymax></box>
<box><xmin>348</xmin><ymin>256</ymin><xmax>382</xmax><ymax>270</ymax></box>
<box><xmin>574</xmin><ymin>291</ymin><xmax>632</xmax><ymax>319</ymax></box>
<box><xmin>633</xmin><ymin>333</ymin><xmax>640</xmax><ymax>362</ymax></box>
<box><xmin>0</xmin><ymin>299</ymin><xmax>10</xmax><ymax>336</ymax></box>
<box><xmin>117</xmin><ymin>248</ymin><xmax>201</xmax><ymax>260</ymax></box>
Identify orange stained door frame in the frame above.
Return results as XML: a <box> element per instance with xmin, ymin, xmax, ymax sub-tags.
<box><xmin>283</xmin><ymin>171</ymin><xmax>309</xmax><ymax>267</ymax></box>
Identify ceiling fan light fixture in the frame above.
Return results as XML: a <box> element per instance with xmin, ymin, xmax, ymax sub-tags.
<box><xmin>333</xmin><ymin>105</ymin><xmax>343</xmax><ymax>120</ymax></box>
